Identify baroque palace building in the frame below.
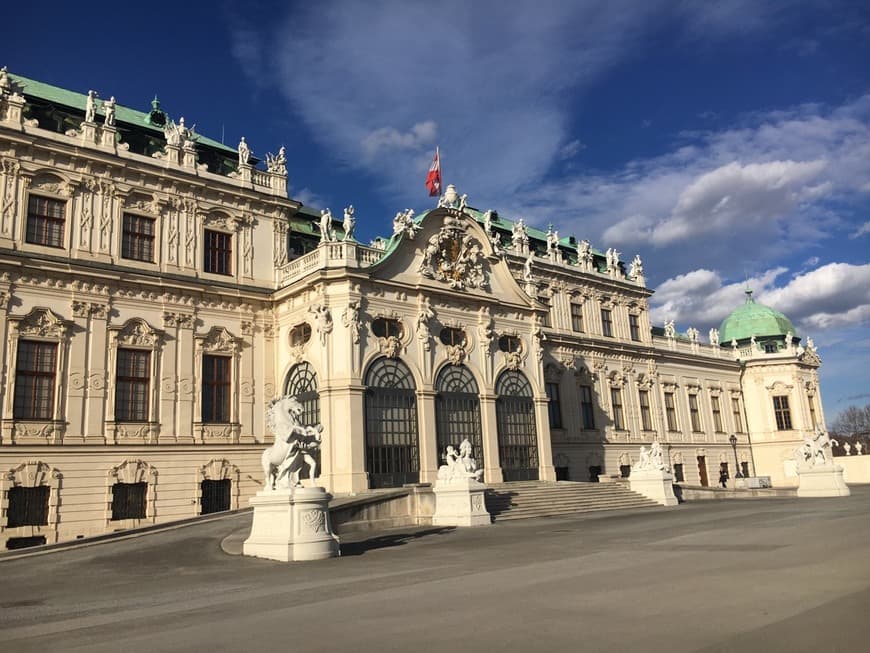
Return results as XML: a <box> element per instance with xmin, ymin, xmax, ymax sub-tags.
<box><xmin>0</xmin><ymin>68</ymin><xmax>827</xmax><ymax>549</ymax></box>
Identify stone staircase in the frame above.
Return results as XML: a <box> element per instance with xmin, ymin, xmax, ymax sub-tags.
<box><xmin>484</xmin><ymin>481</ymin><xmax>660</xmax><ymax>521</ymax></box>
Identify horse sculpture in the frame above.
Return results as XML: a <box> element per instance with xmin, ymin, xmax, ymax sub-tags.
<box><xmin>794</xmin><ymin>427</ymin><xmax>838</xmax><ymax>468</ymax></box>
<box><xmin>262</xmin><ymin>396</ymin><xmax>321</xmax><ymax>490</ymax></box>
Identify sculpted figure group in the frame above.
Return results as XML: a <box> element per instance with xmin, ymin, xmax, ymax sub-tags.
<box><xmin>437</xmin><ymin>438</ymin><xmax>484</xmax><ymax>482</ymax></box>
<box><xmin>262</xmin><ymin>396</ymin><xmax>323</xmax><ymax>490</ymax></box>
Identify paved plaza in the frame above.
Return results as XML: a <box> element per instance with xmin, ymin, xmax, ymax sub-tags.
<box><xmin>2</xmin><ymin>487</ymin><xmax>869</xmax><ymax>652</ymax></box>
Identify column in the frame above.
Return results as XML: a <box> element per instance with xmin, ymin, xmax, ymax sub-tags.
<box><xmin>479</xmin><ymin>394</ymin><xmax>503</xmax><ymax>484</ymax></box>
<box><xmin>417</xmin><ymin>389</ymin><xmax>438</xmax><ymax>484</ymax></box>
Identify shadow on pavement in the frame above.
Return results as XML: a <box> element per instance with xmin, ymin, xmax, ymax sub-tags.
<box><xmin>340</xmin><ymin>526</ymin><xmax>456</xmax><ymax>556</ymax></box>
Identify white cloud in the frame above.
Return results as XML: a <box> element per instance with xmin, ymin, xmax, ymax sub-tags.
<box><xmin>361</xmin><ymin>121</ymin><xmax>437</xmax><ymax>158</ymax></box>
<box><xmin>850</xmin><ymin>221</ymin><xmax>870</xmax><ymax>239</ymax></box>
<box><xmin>559</xmin><ymin>139</ymin><xmax>586</xmax><ymax>160</ymax></box>
<box><xmin>649</xmin><ymin>262</ymin><xmax>870</xmax><ymax>337</ymax></box>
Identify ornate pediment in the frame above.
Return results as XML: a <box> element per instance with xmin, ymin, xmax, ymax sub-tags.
<box><xmin>418</xmin><ymin>214</ymin><xmax>489</xmax><ymax>291</ymax></box>
<box><xmin>14</xmin><ymin>307</ymin><xmax>69</xmax><ymax>339</ymax></box>
<box><xmin>198</xmin><ymin>326</ymin><xmax>239</xmax><ymax>354</ymax></box>
<box><xmin>114</xmin><ymin>318</ymin><xmax>163</xmax><ymax>348</ymax></box>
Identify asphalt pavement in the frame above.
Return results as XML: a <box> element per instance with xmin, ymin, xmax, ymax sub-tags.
<box><xmin>1</xmin><ymin>486</ymin><xmax>869</xmax><ymax>653</ymax></box>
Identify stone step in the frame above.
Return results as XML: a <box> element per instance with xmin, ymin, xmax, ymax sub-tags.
<box><xmin>484</xmin><ymin>481</ymin><xmax>658</xmax><ymax>522</ymax></box>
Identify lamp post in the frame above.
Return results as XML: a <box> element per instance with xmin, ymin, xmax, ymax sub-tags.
<box><xmin>729</xmin><ymin>433</ymin><xmax>743</xmax><ymax>478</ymax></box>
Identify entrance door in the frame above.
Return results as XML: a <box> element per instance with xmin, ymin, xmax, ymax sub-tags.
<box><xmin>495</xmin><ymin>370</ymin><xmax>539</xmax><ymax>482</ymax></box>
<box><xmin>697</xmin><ymin>456</ymin><xmax>709</xmax><ymax>487</ymax></box>
<box><xmin>365</xmin><ymin>358</ymin><xmax>420</xmax><ymax>488</ymax></box>
<box><xmin>435</xmin><ymin>365</ymin><xmax>484</xmax><ymax>468</ymax></box>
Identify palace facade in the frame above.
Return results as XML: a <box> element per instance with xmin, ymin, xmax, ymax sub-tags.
<box><xmin>0</xmin><ymin>68</ymin><xmax>826</xmax><ymax>548</ymax></box>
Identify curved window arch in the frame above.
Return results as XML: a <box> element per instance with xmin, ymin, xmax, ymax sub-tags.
<box><xmin>435</xmin><ymin>365</ymin><xmax>483</xmax><ymax>470</ymax></box>
<box><xmin>364</xmin><ymin>358</ymin><xmax>419</xmax><ymax>488</ymax></box>
<box><xmin>283</xmin><ymin>362</ymin><xmax>319</xmax><ymax>427</ymax></box>
<box><xmin>495</xmin><ymin>370</ymin><xmax>538</xmax><ymax>481</ymax></box>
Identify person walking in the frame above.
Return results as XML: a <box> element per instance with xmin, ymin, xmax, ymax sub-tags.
<box><xmin>719</xmin><ymin>468</ymin><xmax>729</xmax><ymax>489</ymax></box>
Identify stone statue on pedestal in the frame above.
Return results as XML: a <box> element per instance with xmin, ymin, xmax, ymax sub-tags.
<box><xmin>261</xmin><ymin>395</ymin><xmax>323</xmax><ymax>490</ymax></box>
<box><xmin>85</xmin><ymin>90</ymin><xmax>98</xmax><ymax>123</ymax></box>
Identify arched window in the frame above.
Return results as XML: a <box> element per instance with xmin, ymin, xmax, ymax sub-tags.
<box><xmin>283</xmin><ymin>362</ymin><xmax>319</xmax><ymax>426</ymax></box>
<box><xmin>495</xmin><ymin>370</ymin><xmax>539</xmax><ymax>481</ymax></box>
<box><xmin>364</xmin><ymin>357</ymin><xmax>419</xmax><ymax>488</ymax></box>
<box><xmin>435</xmin><ymin>365</ymin><xmax>483</xmax><ymax>470</ymax></box>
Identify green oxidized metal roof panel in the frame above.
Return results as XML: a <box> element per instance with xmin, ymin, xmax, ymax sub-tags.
<box><xmin>719</xmin><ymin>291</ymin><xmax>797</xmax><ymax>343</ymax></box>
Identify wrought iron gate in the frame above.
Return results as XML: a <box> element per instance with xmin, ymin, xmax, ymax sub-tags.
<box><xmin>435</xmin><ymin>365</ymin><xmax>484</xmax><ymax>469</ymax></box>
<box><xmin>365</xmin><ymin>358</ymin><xmax>420</xmax><ymax>488</ymax></box>
<box><xmin>495</xmin><ymin>370</ymin><xmax>539</xmax><ymax>481</ymax></box>
<box><xmin>200</xmin><ymin>479</ymin><xmax>231</xmax><ymax>514</ymax></box>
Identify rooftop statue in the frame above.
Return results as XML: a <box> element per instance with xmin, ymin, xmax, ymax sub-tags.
<box><xmin>523</xmin><ymin>252</ymin><xmax>534</xmax><ymax>283</ymax></box>
<box><xmin>0</xmin><ymin>66</ymin><xmax>10</xmax><ymax>93</ymax></box>
<box><xmin>85</xmin><ymin>90</ymin><xmax>98</xmax><ymax>123</ymax></box>
<box><xmin>709</xmin><ymin>328</ymin><xmax>720</xmax><ymax>346</ymax></box>
<box><xmin>512</xmin><ymin>218</ymin><xmax>529</xmax><ymax>248</ymax></box>
<box><xmin>664</xmin><ymin>320</ymin><xmax>676</xmax><ymax>338</ymax></box>
<box><xmin>319</xmin><ymin>209</ymin><xmax>336</xmax><ymax>243</ymax></box>
<box><xmin>629</xmin><ymin>254</ymin><xmax>643</xmax><ymax>278</ymax></box>
<box><xmin>483</xmin><ymin>209</ymin><xmax>494</xmax><ymax>236</ymax></box>
<box><xmin>103</xmin><ymin>96</ymin><xmax>116</xmax><ymax>127</ymax></box>
<box><xmin>546</xmin><ymin>225</ymin><xmax>559</xmax><ymax>254</ymax></box>
<box><xmin>265</xmin><ymin>146</ymin><xmax>287</xmax><ymax>174</ymax></box>
<box><xmin>686</xmin><ymin>327</ymin><xmax>699</xmax><ymax>344</ymax></box>
<box><xmin>238</xmin><ymin>137</ymin><xmax>251</xmax><ymax>166</ymax></box>
<box><xmin>262</xmin><ymin>395</ymin><xmax>323</xmax><ymax>490</ymax></box>
<box><xmin>392</xmin><ymin>208</ymin><xmax>419</xmax><ymax>239</ymax></box>
<box><xmin>342</xmin><ymin>205</ymin><xmax>356</xmax><ymax>241</ymax></box>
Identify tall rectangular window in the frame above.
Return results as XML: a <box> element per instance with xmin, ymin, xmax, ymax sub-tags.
<box><xmin>204</xmin><ymin>229</ymin><xmax>232</xmax><ymax>275</ymax></box>
<box><xmin>13</xmin><ymin>341</ymin><xmax>57</xmax><ymax>420</ymax></box>
<box><xmin>202</xmin><ymin>354</ymin><xmax>231</xmax><ymax>423</ymax></box>
<box><xmin>111</xmin><ymin>482</ymin><xmax>147</xmax><ymax>520</ymax></box>
<box><xmin>115</xmin><ymin>349</ymin><xmax>151</xmax><ymax>422</ymax></box>
<box><xmin>6</xmin><ymin>486</ymin><xmax>50</xmax><ymax>527</ymax></box>
<box><xmin>580</xmin><ymin>385</ymin><xmax>595</xmax><ymax>429</ymax></box>
<box><xmin>773</xmin><ymin>395</ymin><xmax>792</xmax><ymax>430</ymax></box>
<box><xmin>711</xmin><ymin>395</ymin><xmax>723</xmax><ymax>432</ymax></box>
<box><xmin>610</xmin><ymin>387</ymin><xmax>624</xmax><ymax>430</ymax></box>
<box><xmin>121</xmin><ymin>214</ymin><xmax>155</xmax><ymax>262</ymax></box>
<box><xmin>689</xmin><ymin>394</ymin><xmax>702</xmax><ymax>432</ymax></box>
<box><xmin>664</xmin><ymin>392</ymin><xmax>678</xmax><ymax>431</ymax></box>
<box><xmin>570</xmin><ymin>304</ymin><xmax>584</xmax><ymax>332</ymax></box>
<box><xmin>629</xmin><ymin>314</ymin><xmax>640</xmax><ymax>341</ymax></box>
<box><xmin>26</xmin><ymin>195</ymin><xmax>65</xmax><ymax>248</ymax></box>
<box><xmin>545</xmin><ymin>382</ymin><xmax>562</xmax><ymax>429</ymax></box>
<box><xmin>731</xmin><ymin>397</ymin><xmax>744</xmax><ymax>433</ymax></box>
<box><xmin>601</xmin><ymin>308</ymin><xmax>613</xmax><ymax>337</ymax></box>
<box><xmin>639</xmin><ymin>389</ymin><xmax>652</xmax><ymax>431</ymax></box>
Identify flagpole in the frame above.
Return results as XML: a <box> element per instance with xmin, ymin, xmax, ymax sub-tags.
<box><xmin>436</xmin><ymin>145</ymin><xmax>441</xmax><ymax>205</ymax></box>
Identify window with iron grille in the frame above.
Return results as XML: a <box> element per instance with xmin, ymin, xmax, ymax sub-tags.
<box><xmin>673</xmin><ymin>463</ymin><xmax>685</xmax><ymax>482</ymax></box>
<box><xmin>610</xmin><ymin>387</ymin><xmax>624</xmax><ymax>430</ymax></box>
<box><xmin>115</xmin><ymin>349</ymin><xmax>150</xmax><ymax>422</ymax></box>
<box><xmin>439</xmin><ymin>327</ymin><xmax>466</xmax><ymax>346</ymax></box>
<box><xmin>203</xmin><ymin>229</ymin><xmax>232</xmax><ymax>275</ymax></box>
<box><xmin>711</xmin><ymin>395</ymin><xmax>723</xmax><ymax>432</ymax></box>
<box><xmin>601</xmin><ymin>308</ymin><xmax>613</xmax><ymax>337</ymax></box>
<box><xmin>773</xmin><ymin>395</ymin><xmax>792</xmax><ymax>430</ymax></box>
<box><xmin>579</xmin><ymin>385</ymin><xmax>595</xmax><ymax>429</ymax></box>
<box><xmin>498</xmin><ymin>335</ymin><xmax>521</xmax><ymax>353</ymax></box>
<box><xmin>665</xmin><ymin>392</ymin><xmax>678</xmax><ymax>431</ymax></box>
<box><xmin>545</xmin><ymin>382</ymin><xmax>562</xmax><ymax>429</ymax></box>
<box><xmin>6</xmin><ymin>486</ymin><xmax>50</xmax><ymax>527</ymax></box>
<box><xmin>371</xmin><ymin>317</ymin><xmax>403</xmax><ymax>339</ymax></box>
<box><xmin>639</xmin><ymin>389</ymin><xmax>652</xmax><ymax>431</ymax></box>
<box><xmin>731</xmin><ymin>396</ymin><xmax>744</xmax><ymax>432</ymax></box>
<box><xmin>289</xmin><ymin>323</ymin><xmax>312</xmax><ymax>347</ymax></box>
<box><xmin>629</xmin><ymin>314</ymin><xmax>640</xmax><ymax>341</ymax></box>
<box><xmin>570</xmin><ymin>303</ymin><xmax>584</xmax><ymax>332</ymax></box>
<box><xmin>13</xmin><ymin>341</ymin><xmax>57</xmax><ymax>420</ymax></box>
<box><xmin>200</xmin><ymin>479</ymin><xmax>231</xmax><ymax>515</ymax></box>
<box><xmin>26</xmin><ymin>195</ymin><xmax>65</xmax><ymax>248</ymax></box>
<box><xmin>110</xmin><ymin>482</ymin><xmax>147</xmax><ymax>520</ymax></box>
<box><xmin>689</xmin><ymin>393</ymin><xmax>702</xmax><ymax>432</ymax></box>
<box><xmin>121</xmin><ymin>214</ymin><xmax>156</xmax><ymax>262</ymax></box>
<box><xmin>202</xmin><ymin>355</ymin><xmax>231</xmax><ymax>423</ymax></box>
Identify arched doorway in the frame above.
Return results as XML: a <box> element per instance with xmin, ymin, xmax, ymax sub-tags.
<box><xmin>365</xmin><ymin>357</ymin><xmax>420</xmax><ymax>488</ymax></box>
<box><xmin>283</xmin><ymin>362</ymin><xmax>320</xmax><ymax>478</ymax></box>
<box><xmin>495</xmin><ymin>370</ymin><xmax>539</xmax><ymax>481</ymax></box>
<box><xmin>435</xmin><ymin>364</ymin><xmax>483</xmax><ymax>469</ymax></box>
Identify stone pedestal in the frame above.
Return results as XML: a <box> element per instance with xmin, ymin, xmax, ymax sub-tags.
<box><xmin>629</xmin><ymin>469</ymin><xmax>678</xmax><ymax>506</ymax></box>
<box><xmin>432</xmin><ymin>478</ymin><xmax>491</xmax><ymax>527</ymax></box>
<box><xmin>796</xmin><ymin>465</ymin><xmax>850</xmax><ymax>498</ymax></box>
<box><xmin>243</xmin><ymin>486</ymin><xmax>340</xmax><ymax>562</ymax></box>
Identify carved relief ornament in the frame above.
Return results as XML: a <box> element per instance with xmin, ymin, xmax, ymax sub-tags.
<box><xmin>418</xmin><ymin>214</ymin><xmax>489</xmax><ymax>291</ymax></box>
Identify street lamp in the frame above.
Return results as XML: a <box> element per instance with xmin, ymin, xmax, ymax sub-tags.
<box><xmin>729</xmin><ymin>433</ymin><xmax>743</xmax><ymax>478</ymax></box>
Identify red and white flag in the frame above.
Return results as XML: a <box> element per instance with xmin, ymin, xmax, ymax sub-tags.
<box><xmin>426</xmin><ymin>147</ymin><xmax>442</xmax><ymax>197</ymax></box>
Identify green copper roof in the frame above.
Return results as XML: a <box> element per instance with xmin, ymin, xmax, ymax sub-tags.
<box><xmin>9</xmin><ymin>72</ymin><xmax>236</xmax><ymax>155</ymax></box>
<box><xmin>719</xmin><ymin>290</ymin><xmax>797</xmax><ymax>343</ymax></box>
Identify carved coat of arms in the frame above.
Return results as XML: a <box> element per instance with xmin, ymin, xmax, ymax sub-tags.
<box><xmin>418</xmin><ymin>216</ymin><xmax>488</xmax><ymax>291</ymax></box>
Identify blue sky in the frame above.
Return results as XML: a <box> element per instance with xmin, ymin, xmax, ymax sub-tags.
<box><xmin>4</xmin><ymin>0</ymin><xmax>869</xmax><ymax>421</ymax></box>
